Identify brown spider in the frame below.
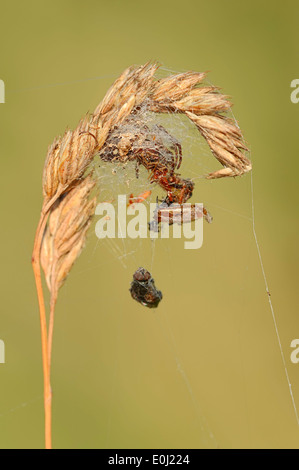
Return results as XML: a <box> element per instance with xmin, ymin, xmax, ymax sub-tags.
<box><xmin>98</xmin><ymin>117</ymin><xmax>194</xmax><ymax>204</ymax></box>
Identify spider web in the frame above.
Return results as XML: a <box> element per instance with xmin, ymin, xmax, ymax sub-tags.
<box><xmin>83</xmin><ymin>69</ymin><xmax>299</xmax><ymax>445</ymax></box>
<box><xmin>2</xmin><ymin>68</ymin><xmax>299</xmax><ymax>449</ymax></box>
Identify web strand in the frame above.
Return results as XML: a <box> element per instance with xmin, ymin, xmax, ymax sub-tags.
<box><xmin>250</xmin><ymin>170</ymin><xmax>299</xmax><ymax>427</ymax></box>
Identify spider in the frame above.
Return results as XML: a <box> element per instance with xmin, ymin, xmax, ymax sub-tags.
<box><xmin>98</xmin><ymin>117</ymin><xmax>194</xmax><ymax>205</ymax></box>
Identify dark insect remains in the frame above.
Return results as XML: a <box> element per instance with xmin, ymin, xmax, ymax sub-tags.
<box><xmin>130</xmin><ymin>267</ymin><xmax>163</xmax><ymax>308</ymax></box>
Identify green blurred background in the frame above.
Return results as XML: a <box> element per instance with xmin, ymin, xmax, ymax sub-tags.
<box><xmin>0</xmin><ymin>0</ymin><xmax>299</xmax><ymax>449</ymax></box>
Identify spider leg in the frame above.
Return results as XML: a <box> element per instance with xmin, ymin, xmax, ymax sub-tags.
<box><xmin>135</xmin><ymin>159</ymin><xmax>140</xmax><ymax>179</ymax></box>
<box><xmin>174</xmin><ymin>142</ymin><xmax>183</xmax><ymax>170</ymax></box>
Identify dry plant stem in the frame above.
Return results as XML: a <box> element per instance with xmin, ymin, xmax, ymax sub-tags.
<box><xmin>48</xmin><ymin>293</ymin><xmax>57</xmax><ymax>373</ymax></box>
<box><xmin>32</xmin><ymin>192</ymin><xmax>64</xmax><ymax>449</ymax></box>
<box><xmin>32</xmin><ymin>211</ymin><xmax>52</xmax><ymax>450</ymax></box>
